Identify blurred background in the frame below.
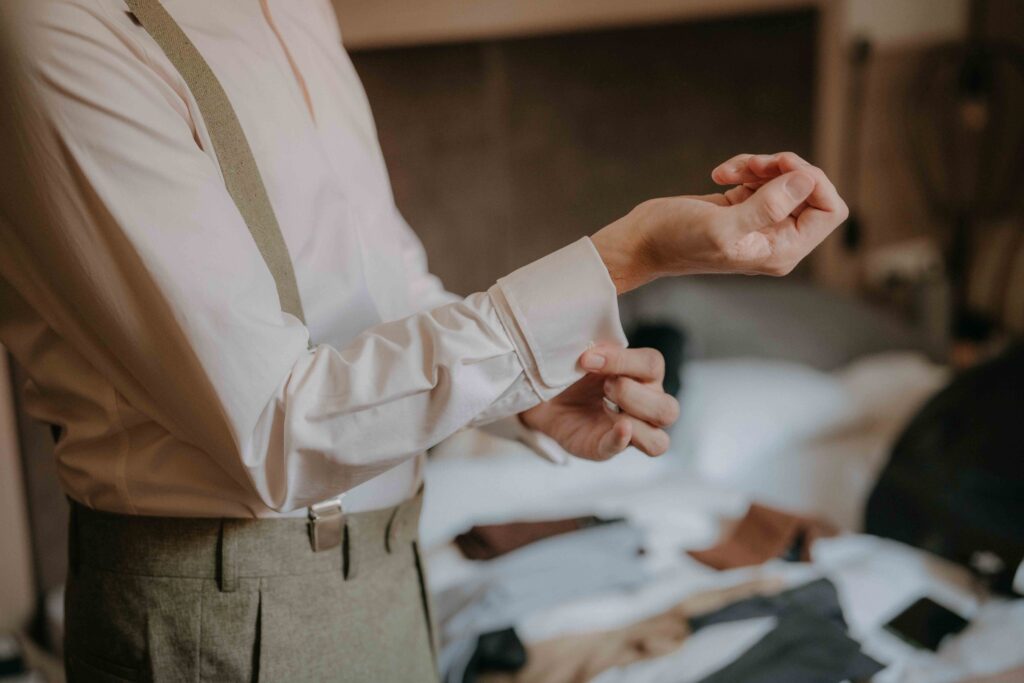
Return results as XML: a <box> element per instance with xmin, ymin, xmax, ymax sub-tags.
<box><xmin>2</xmin><ymin>0</ymin><xmax>1023</xmax><ymax>681</ymax></box>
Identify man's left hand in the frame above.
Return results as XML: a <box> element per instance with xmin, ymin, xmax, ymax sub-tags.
<box><xmin>519</xmin><ymin>345</ymin><xmax>680</xmax><ymax>460</ymax></box>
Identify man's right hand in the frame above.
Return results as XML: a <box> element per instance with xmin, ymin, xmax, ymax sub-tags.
<box><xmin>590</xmin><ymin>151</ymin><xmax>848</xmax><ymax>294</ymax></box>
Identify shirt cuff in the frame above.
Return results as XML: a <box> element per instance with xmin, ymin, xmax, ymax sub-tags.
<box><xmin>488</xmin><ymin>237</ymin><xmax>627</xmax><ymax>401</ymax></box>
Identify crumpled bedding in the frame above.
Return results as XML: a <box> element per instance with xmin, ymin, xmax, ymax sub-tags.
<box><xmin>421</xmin><ymin>352</ymin><xmax>1021</xmax><ymax>682</ymax></box>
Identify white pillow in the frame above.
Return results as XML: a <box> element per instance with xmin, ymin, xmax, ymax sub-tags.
<box><xmin>673</xmin><ymin>358</ymin><xmax>854</xmax><ymax>482</ymax></box>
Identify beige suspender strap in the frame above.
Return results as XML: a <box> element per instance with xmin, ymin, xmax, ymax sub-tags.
<box><xmin>127</xmin><ymin>1</ymin><xmax>350</xmax><ymax>550</ymax></box>
<box><xmin>124</xmin><ymin>0</ymin><xmax>306</xmax><ymax>324</ymax></box>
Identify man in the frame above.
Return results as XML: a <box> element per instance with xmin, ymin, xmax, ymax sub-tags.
<box><xmin>0</xmin><ymin>0</ymin><xmax>847</xmax><ymax>680</ymax></box>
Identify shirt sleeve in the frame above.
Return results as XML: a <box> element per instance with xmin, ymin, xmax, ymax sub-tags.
<box><xmin>393</xmin><ymin>209</ymin><xmax>595</xmax><ymax>465</ymax></box>
<box><xmin>18</xmin><ymin>3</ymin><xmax>623</xmax><ymax>511</ymax></box>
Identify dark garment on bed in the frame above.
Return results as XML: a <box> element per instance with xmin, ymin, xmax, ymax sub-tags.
<box><xmin>627</xmin><ymin>323</ymin><xmax>687</xmax><ymax>397</ymax></box>
<box><xmin>460</xmin><ymin>628</ymin><xmax>527</xmax><ymax>683</ymax></box>
<box><xmin>439</xmin><ymin>521</ymin><xmax>649</xmax><ymax>682</ymax></box>
<box><xmin>688</xmin><ymin>578</ymin><xmax>845</xmax><ymax>631</ymax></box>
<box><xmin>688</xmin><ymin>504</ymin><xmax>838</xmax><ymax>570</ymax></box>
<box><xmin>691</xmin><ymin>579</ymin><xmax>883</xmax><ymax>683</ymax></box>
<box><xmin>474</xmin><ymin>578</ymin><xmax>785</xmax><ymax>683</ymax></box>
<box><xmin>696</xmin><ymin>613</ymin><xmax>884</xmax><ymax>683</ymax></box>
<box><xmin>455</xmin><ymin>516</ymin><xmax>622</xmax><ymax>560</ymax></box>
<box><xmin>866</xmin><ymin>342</ymin><xmax>1024</xmax><ymax>595</ymax></box>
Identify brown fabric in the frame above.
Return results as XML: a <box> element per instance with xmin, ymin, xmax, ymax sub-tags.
<box><xmin>688</xmin><ymin>503</ymin><xmax>838</xmax><ymax>570</ymax></box>
<box><xmin>455</xmin><ymin>516</ymin><xmax>612</xmax><ymax>560</ymax></box>
<box><xmin>478</xmin><ymin>578</ymin><xmax>785</xmax><ymax>683</ymax></box>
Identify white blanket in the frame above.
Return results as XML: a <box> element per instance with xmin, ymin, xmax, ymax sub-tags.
<box><xmin>421</xmin><ymin>352</ymin><xmax>1021</xmax><ymax>682</ymax></box>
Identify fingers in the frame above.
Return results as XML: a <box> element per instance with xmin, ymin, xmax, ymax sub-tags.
<box><xmin>730</xmin><ymin>170</ymin><xmax>815</xmax><ymax>229</ymax></box>
<box><xmin>604</xmin><ymin>376</ymin><xmax>679</xmax><ymax>428</ymax></box>
<box><xmin>626</xmin><ymin>417</ymin><xmax>670</xmax><ymax>457</ymax></box>
<box><xmin>597</xmin><ymin>416</ymin><xmax>670</xmax><ymax>459</ymax></box>
<box><xmin>711</xmin><ymin>153</ymin><xmax>760</xmax><ymax>186</ymax></box>
<box><xmin>747</xmin><ymin>151</ymin><xmax>810</xmax><ymax>178</ymax></box>
<box><xmin>597</xmin><ymin>417</ymin><xmax>633</xmax><ymax>459</ymax></box>
<box><xmin>596</xmin><ymin>411</ymin><xmax>671</xmax><ymax>459</ymax></box>
<box><xmin>754</xmin><ymin>153</ymin><xmax>845</xmax><ymax>215</ymax></box>
<box><xmin>715</xmin><ymin>152</ymin><xmax>846</xmax><ymax>218</ymax></box>
<box><xmin>714</xmin><ymin>152</ymin><xmax>806</xmax><ymax>186</ymax></box>
<box><xmin>580</xmin><ymin>345</ymin><xmax>665</xmax><ymax>383</ymax></box>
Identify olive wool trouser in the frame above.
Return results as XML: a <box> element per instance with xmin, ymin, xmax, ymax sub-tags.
<box><xmin>64</xmin><ymin>490</ymin><xmax>438</xmax><ymax>683</ymax></box>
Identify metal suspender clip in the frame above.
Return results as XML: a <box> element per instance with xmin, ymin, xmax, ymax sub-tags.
<box><xmin>308</xmin><ymin>498</ymin><xmax>345</xmax><ymax>552</ymax></box>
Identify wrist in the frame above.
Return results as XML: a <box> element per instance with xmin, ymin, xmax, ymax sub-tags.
<box><xmin>518</xmin><ymin>405</ymin><xmax>544</xmax><ymax>432</ymax></box>
<box><xmin>591</xmin><ymin>202</ymin><xmax>661</xmax><ymax>295</ymax></box>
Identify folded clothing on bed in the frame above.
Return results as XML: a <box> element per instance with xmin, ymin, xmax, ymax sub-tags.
<box><xmin>697</xmin><ymin>612</ymin><xmax>883</xmax><ymax>683</ymax></box>
<box><xmin>476</xmin><ymin>577</ymin><xmax>882</xmax><ymax>683</ymax></box>
<box><xmin>438</xmin><ymin>520</ymin><xmax>649</xmax><ymax>682</ymax></box>
<box><xmin>691</xmin><ymin>578</ymin><xmax>883</xmax><ymax>683</ymax></box>
<box><xmin>688</xmin><ymin>503</ymin><xmax>838</xmax><ymax>570</ymax></box>
<box><xmin>455</xmin><ymin>516</ymin><xmax>624</xmax><ymax>560</ymax></box>
<box><xmin>476</xmin><ymin>578</ymin><xmax>783</xmax><ymax>683</ymax></box>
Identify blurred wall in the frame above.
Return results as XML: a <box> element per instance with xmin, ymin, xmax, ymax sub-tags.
<box><xmin>784</xmin><ymin>0</ymin><xmax>1024</xmax><ymax>290</ymax></box>
<box><xmin>340</xmin><ymin>0</ymin><xmax>1023</xmax><ymax>296</ymax></box>
<box><xmin>352</xmin><ymin>11</ymin><xmax>816</xmax><ymax>294</ymax></box>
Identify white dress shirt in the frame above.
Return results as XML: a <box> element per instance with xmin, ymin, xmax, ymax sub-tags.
<box><xmin>0</xmin><ymin>0</ymin><xmax>626</xmax><ymax>517</ymax></box>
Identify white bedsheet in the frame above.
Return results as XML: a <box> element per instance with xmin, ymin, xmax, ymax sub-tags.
<box><xmin>421</xmin><ymin>352</ymin><xmax>1021</xmax><ymax>682</ymax></box>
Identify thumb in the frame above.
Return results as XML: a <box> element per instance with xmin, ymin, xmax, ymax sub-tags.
<box><xmin>731</xmin><ymin>170</ymin><xmax>815</xmax><ymax>229</ymax></box>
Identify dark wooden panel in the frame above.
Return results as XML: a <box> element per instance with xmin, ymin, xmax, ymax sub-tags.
<box><xmin>352</xmin><ymin>10</ymin><xmax>816</xmax><ymax>294</ymax></box>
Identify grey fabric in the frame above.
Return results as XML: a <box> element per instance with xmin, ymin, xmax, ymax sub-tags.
<box><xmin>692</xmin><ymin>579</ymin><xmax>884</xmax><ymax>683</ymax></box>
<box><xmin>64</xmin><ymin>492</ymin><xmax>438</xmax><ymax>682</ymax></box>
<box><xmin>688</xmin><ymin>578</ymin><xmax>845</xmax><ymax>631</ymax></box>
<box><xmin>123</xmin><ymin>0</ymin><xmax>305</xmax><ymax>322</ymax></box>
<box><xmin>695</xmin><ymin>614</ymin><xmax>884</xmax><ymax>683</ymax></box>
<box><xmin>437</xmin><ymin>521</ymin><xmax>649</xmax><ymax>681</ymax></box>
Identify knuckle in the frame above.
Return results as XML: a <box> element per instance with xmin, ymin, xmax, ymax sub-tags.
<box><xmin>604</xmin><ymin>349</ymin><xmax>624</xmax><ymax>374</ymax></box>
<box><xmin>838</xmin><ymin>199</ymin><xmax>851</xmax><ymax>221</ymax></box>
<box><xmin>778</xmin><ymin>151</ymin><xmax>802</xmax><ymax>166</ymax></box>
<box><xmin>661</xmin><ymin>397</ymin><xmax>681</xmax><ymax>426</ymax></box>
<box><xmin>805</xmin><ymin>165</ymin><xmax>826</xmax><ymax>183</ymax></box>
<box><xmin>645</xmin><ymin>349</ymin><xmax>665</xmax><ymax>379</ymax></box>
<box><xmin>761</xmin><ymin>195</ymin><xmax>789</xmax><ymax>224</ymax></box>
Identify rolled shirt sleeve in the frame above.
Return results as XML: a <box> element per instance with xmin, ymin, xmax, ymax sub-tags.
<box><xmin>490</xmin><ymin>237</ymin><xmax>627</xmax><ymax>401</ymax></box>
<box><xmin>394</xmin><ymin>209</ymin><xmax>622</xmax><ymax>467</ymax></box>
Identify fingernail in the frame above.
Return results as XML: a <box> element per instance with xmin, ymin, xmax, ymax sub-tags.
<box><xmin>581</xmin><ymin>352</ymin><xmax>605</xmax><ymax>370</ymax></box>
<box><xmin>785</xmin><ymin>173</ymin><xmax>814</xmax><ymax>199</ymax></box>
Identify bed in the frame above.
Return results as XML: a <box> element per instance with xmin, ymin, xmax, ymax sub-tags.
<box><xmin>420</xmin><ymin>276</ymin><xmax>1024</xmax><ymax>683</ymax></box>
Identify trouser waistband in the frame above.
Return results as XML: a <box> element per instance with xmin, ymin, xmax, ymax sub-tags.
<box><xmin>68</xmin><ymin>488</ymin><xmax>423</xmax><ymax>592</ymax></box>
